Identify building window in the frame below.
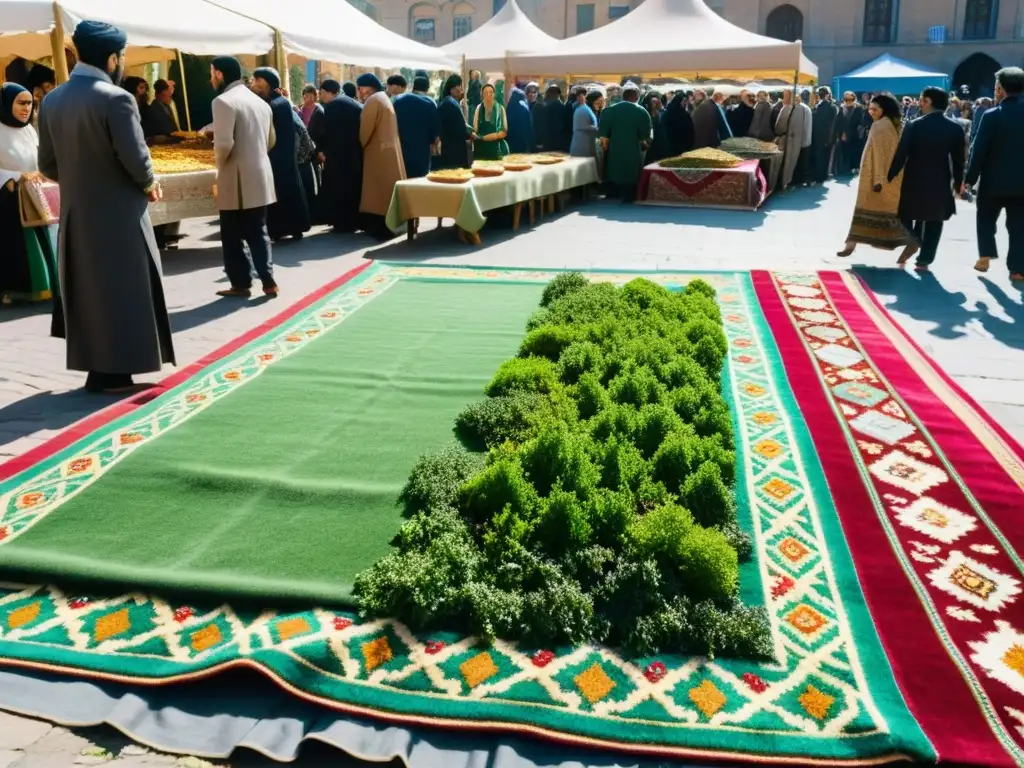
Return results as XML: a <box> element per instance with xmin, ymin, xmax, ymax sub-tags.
<box><xmin>863</xmin><ymin>0</ymin><xmax>896</xmax><ymax>44</ymax></box>
<box><xmin>576</xmin><ymin>3</ymin><xmax>595</xmax><ymax>32</ymax></box>
<box><xmin>765</xmin><ymin>4</ymin><xmax>803</xmax><ymax>42</ymax></box>
<box><xmin>493</xmin><ymin>0</ymin><xmax>506</xmax><ymax>14</ymax></box>
<box><xmin>453</xmin><ymin>14</ymin><xmax>472</xmax><ymax>38</ymax></box>
<box><xmin>963</xmin><ymin>0</ymin><xmax>998</xmax><ymax>39</ymax></box>
<box><xmin>609</xmin><ymin>5</ymin><xmax>629</xmax><ymax>19</ymax></box>
<box><xmin>413</xmin><ymin>18</ymin><xmax>436</xmax><ymax>41</ymax></box>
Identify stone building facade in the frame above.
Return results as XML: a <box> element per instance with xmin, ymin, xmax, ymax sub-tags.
<box><xmin>352</xmin><ymin>0</ymin><xmax>1024</xmax><ymax>96</ymax></box>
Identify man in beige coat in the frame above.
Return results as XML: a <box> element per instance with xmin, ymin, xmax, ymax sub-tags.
<box><xmin>210</xmin><ymin>56</ymin><xmax>278</xmax><ymax>297</ymax></box>
<box><xmin>356</xmin><ymin>73</ymin><xmax>405</xmax><ymax>240</ymax></box>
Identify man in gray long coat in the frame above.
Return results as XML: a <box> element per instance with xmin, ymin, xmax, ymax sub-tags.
<box><xmin>37</xmin><ymin>20</ymin><xmax>175</xmax><ymax>393</ymax></box>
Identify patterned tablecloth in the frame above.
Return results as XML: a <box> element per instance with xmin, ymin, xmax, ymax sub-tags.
<box><xmin>385</xmin><ymin>157</ymin><xmax>599</xmax><ymax>234</ymax></box>
<box><xmin>149</xmin><ymin>169</ymin><xmax>218</xmax><ymax>226</ymax></box>
<box><xmin>638</xmin><ymin>158</ymin><xmax>767</xmax><ymax>210</ymax></box>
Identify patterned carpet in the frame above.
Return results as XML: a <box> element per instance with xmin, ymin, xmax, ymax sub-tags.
<box><xmin>0</xmin><ymin>264</ymin><xmax>1022</xmax><ymax>765</ymax></box>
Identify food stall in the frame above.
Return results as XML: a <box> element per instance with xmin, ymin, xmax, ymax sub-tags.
<box><xmin>638</xmin><ymin>148</ymin><xmax>768</xmax><ymax>211</ymax></box>
<box><xmin>386</xmin><ymin>155</ymin><xmax>598</xmax><ymax>245</ymax></box>
<box><xmin>148</xmin><ymin>140</ymin><xmax>218</xmax><ymax>226</ymax></box>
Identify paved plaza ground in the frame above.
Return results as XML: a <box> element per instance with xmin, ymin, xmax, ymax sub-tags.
<box><xmin>0</xmin><ymin>178</ymin><xmax>1021</xmax><ymax>765</ymax></box>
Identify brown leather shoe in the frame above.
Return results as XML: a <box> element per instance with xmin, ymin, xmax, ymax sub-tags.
<box><xmin>262</xmin><ymin>280</ymin><xmax>279</xmax><ymax>297</ymax></box>
<box><xmin>216</xmin><ymin>286</ymin><xmax>252</xmax><ymax>298</ymax></box>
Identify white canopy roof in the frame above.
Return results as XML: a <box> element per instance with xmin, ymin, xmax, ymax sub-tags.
<box><xmin>208</xmin><ymin>0</ymin><xmax>458</xmax><ymax>71</ymax></box>
<box><xmin>441</xmin><ymin>0</ymin><xmax>556</xmax><ymax>72</ymax></box>
<box><xmin>0</xmin><ymin>0</ymin><xmax>273</xmax><ymax>65</ymax></box>
<box><xmin>508</xmin><ymin>0</ymin><xmax>817</xmax><ymax>83</ymax></box>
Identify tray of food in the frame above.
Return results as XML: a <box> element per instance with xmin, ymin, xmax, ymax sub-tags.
<box><xmin>659</xmin><ymin>148</ymin><xmax>744</xmax><ymax>169</ymax></box>
<box><xmin>530</xmin><ymin>154</ymin><xmax>564</xmax><ymax>165</ymax></box>
<box><xmin>472</xmin><ymin>161</ymin><xmax>505</xmax><ymax>177</ymax></box>
<box><xmin>502</xmin><ymin>158</ymin><xmax>533</xmax><ymax>171</ymax></box>
<box><xmin>427</xmin><ymin>169</ymin><xmax>474</xmax><ymax>184</ymax></box>
<box><xmin>149</xmin><ymin>145</ymin><xmax>216</xmax><ymax>174</ymax></box>
<box><xmin>720</xmin><ymin>137</ymin><xmax>780</xmax><ymax>158</ymax></box>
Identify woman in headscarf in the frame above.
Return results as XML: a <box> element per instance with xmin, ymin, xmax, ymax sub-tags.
<box><xmin>0</xmin><ymin>83</ymin><xmax>59</xmax><ymax>307</ymax></box>
<box><xmin>505</xmin><ymin>87</ymin><xmax>533</xmax><ymax>154</ymax></box>
<box><xmin>663</xmin><ymin>91</ymin><xmax>695</xmax><ymax>157</ymax></box>
<box><xmin>644</xmin><ymin>94</ymin><xmax>672</xmax><ymax>165</ymax></box>
<box><xmin>837</xmin><ymin>93</ymin><xmax>917</xmax><ymax>261</ymax></box>
<box><xmin>435</xmin><ymin>74</ymin><xmax>473</xmax><ymax>170</ymax></box>
<box><xmin>570</xmin><ymin>90</ymin><xmax>603</xmax><ymax>159</ymax></box>
<box><xmin>471</xmin><ymin>84</ymin><xmax>508</xmax><ymax>161</ymax></box>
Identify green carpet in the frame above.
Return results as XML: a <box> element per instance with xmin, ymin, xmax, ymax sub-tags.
<box><xmin>0</xmin><ymin>279</ymin><xmax>543</xmax><ymax>605</ymax></box>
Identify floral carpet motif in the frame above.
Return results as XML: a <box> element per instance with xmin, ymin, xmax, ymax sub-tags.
<box><xmin>6</xmin><ymin>263</ymin><xmax>1017</xmax><ymax>764</ymax></box>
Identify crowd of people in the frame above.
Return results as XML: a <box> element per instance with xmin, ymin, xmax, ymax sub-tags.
<box><xmin>1</xmin><ymin>15</ymin><xmax>1022</xmax><ymax>394</ymax></box>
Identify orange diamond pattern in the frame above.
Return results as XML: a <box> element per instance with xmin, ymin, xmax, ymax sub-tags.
<box><xmin>798</xmin><ymin>684</ymin><xmax>834</xmax><ymax>720</ymax></box>
<box><xmin>779</xmin><ymin>537</ymin><xmax>810</xmax><ymax>563</ymax></box>
<box><xmin>689</xmin><ymin>679</ymin><xmax>727</xmax><ymax>718</ymax></box>
<box><xmin>361</xmin><ymin>636</ymin><xmax>393</xmax><ymax>672</ymax></box>
<box><xmin>787</xmin><ymin>604</ymin><xmax>828</xmax><ymax>635</ymax></box>
<box><xmin>754</xmin><ymin>439</ymin><xmax>783</xmax><ymax>459</ymax></box>
<box><xmin>190</xmin><ymin>624</ymin><xmax>223</xmax><ymax>652</ymax></box>
<box><xmin>575</xmin><ymin>662</ymin><xmax>616</xmax><ymax>704</ymax></box>
<box><xmin>94</xmin><ymin>609</ymin><xmax>131</xmax><ymax>643</ymax></box>
<box><xmin>459</xmin><ymin>652</ymin><xmax>499</xmax><ymax>689</ymax></box>
<box><xmin>763</xmin><ymin>478</ymin><xmax>795</xmax><ymax>500</ymax></box>
<box><xmin>7</xmin><ymin>602</ymin><xmax>40</xmax><ymax>630</ymax></box>
<box><xmin>1003</xmin><ymin>645</ymin><xmax>1024</xmax><ymax>677</ymax></box>
<box><xmin>276</xmin><ymin>617</ymin><xmax>312</xmax><ymax>641</ymax></box>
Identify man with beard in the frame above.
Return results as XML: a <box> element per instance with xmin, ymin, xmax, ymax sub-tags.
<box><xmin>809</xmin><ymin>86</ymin><xmax>838</xmax><ymax>184</ymax></box>
<box><xmin>692</xmin><ymin>90</ymin><xmax>731</xmax><ymax>149</ymax></box>
<box><xmin>727</xmin><ymin>89</ymin><xmax>755</xmax><ymax>138</ymax></box>
<box><xmin>251</xmin><ymin>67</ymin><xmax>311</xmax><ymax>242</ymax></box>
<box><xmin>356</xmin><ymin>73</ymin><xmax>405</xmax><ymax>240</ymax></box>
<box><xmin>316</xmin><ymin>79</ymin><xmax>363</xmax><ymax>232</ymax></box>
<box><xmin>209</xmin><ymin>55</ymin><xmax>278</xmax><ymax>297</ymax></box>
<box><xmin>36</xmin><ymin>20</ymin><xmax>175</xmax><ymax>393</ymax></box>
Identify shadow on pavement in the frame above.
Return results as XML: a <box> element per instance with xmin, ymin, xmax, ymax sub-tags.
<box><xmin>0</xmin><ymin>388</ymin><xmax>132</xmax><ymax>452</ymax></box>
<box><xmin>857</xmin><ymin>266</ymin><xmax>1024</xmax><ymax>352</ymax></box>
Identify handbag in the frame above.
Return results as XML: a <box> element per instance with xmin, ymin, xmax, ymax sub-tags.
<box><xmin>18</xmin><ymin>177</ymin><xmax>60</xmax><ymax>228</ymax></box>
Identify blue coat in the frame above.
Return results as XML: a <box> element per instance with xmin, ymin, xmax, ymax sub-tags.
<box><xmin>505</xmin><ymin>89</ymin><xmax>533</xmax><ymax>154</ymax></box>
<box><xmin>569</xmin><ymin>103</ymin><xmax>598</xmax><ymax>158</ymax></box>
<box><xmin>436</xmin><ymin>96</ymin><xmax>471</xmax><ymax>170</ymax></box>
<box><xmin>266</xmin><ymin>94</ymin><xmax>311</xmax><ymax>239</ymax></box>
<box><xmin>394</xmin><ymin>92</ymin><xmax>440</xmax><ymax>178</ymax></box>
<box><xmin>887</xmin><ymin>111</ymin><xmax>965</xmax><ymax>222</ymax></box>
<box><xmin>966</xmin><ymin>95</ymin><xmax>1024</xmax><ymax>200</ymax></box>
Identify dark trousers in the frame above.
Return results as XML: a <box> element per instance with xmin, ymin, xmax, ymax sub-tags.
<box><xmin>902</xmin><ymin>217</ymin><xmax>944</xmax><ymax>266</ymax></box>
<box><xmin>220</xmin><ymin>207</ymin><xmax>273</xmax><ymax>287</ymax></box>
<box><xmin>977</xmin><ymin>196</ymin><xmax>1024</xmax><ymax>274</ymax></box>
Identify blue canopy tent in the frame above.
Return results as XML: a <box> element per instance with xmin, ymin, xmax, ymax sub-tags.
<box><xmin>833</xmin><ymin>53</ymin><xmax>950</xmax><ymax>97</ymax></box>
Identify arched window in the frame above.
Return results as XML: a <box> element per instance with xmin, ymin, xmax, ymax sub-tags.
<box><xmin>863</xmin><ymin>0</ymin><xmax>896</xmax><ymax>44</ymax></box>
<box><xmin>963</xmin><ymin>0</ymin><xmax>998</xmax><ymax>39</ymax></box>
<box><xmin>453</xmin><ymin>2</ymin><xmax>475</xmax><ymax>39</ymax></box>
<box><xmin>766</xmin><ymin>5</ymin><xmax>803</xmax><ymax>42</ymax></box>
<box><xmin>409</xmin><ymin>2</ymin><xmax>439</xmax><ymax>43</ymax></box>
<box><xmin>954</xmin><ymin>52</ymin><xmax>1002</xmax><ymax>97</ymax></box>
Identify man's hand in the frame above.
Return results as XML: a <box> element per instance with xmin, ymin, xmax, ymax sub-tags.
<box><xmin>147</xmin><ymin>183</ymin><xmax>163</xmax><ymax>203</ymax></box>
<box><xmin>872</xmin><ymin>183</ymin><xmax>882</xmax><ymax>193</ymax></box>
<box><xmin>960</xmin><ymin>182</ymin><xmax>967</xmax><ymax>196</ymax></box>
<box><xmin>316</xmin><ymin>152</ymin><xmax>325</xmax><ymax>164</ymax></box>
<box><xmin>600</xmin><ymin>137</ymin><xmax>610</xmax><ymax>151</ymax></box>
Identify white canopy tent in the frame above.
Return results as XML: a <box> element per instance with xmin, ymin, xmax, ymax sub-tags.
<box><xmin>440</xmin><ymin>0</ymin><xmax>555</xmax><ymax>73</ymax></box>
<box><xmin>508</xmin><ymin>0</ymin><xmax>817</xmax><ymax>84</ymax></box>
<box><xmin>0</xmin><ymin>0</ymin><xmax>274</xmax><ymax>66</ymax></box>
<box><xmin>208</xmin><ymin>0</ymin><xmax>458</xmax><ymax>72</ymax></box>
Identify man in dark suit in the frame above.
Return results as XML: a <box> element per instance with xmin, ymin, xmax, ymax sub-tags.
<box><xmin>966</xmin><ymin>67</ymin><xmax>1024</xmax><ymax>281</ymax></box>
<box><xmin>887</xmin><ymin>86</ymin><xmax>965</xmax><ymax>272</ymax></box>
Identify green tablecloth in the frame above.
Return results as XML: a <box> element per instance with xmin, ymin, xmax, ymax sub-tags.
<box><xmin>385</xmin><ymin>157</ymin><xmax>599</xmax><ymax>234</ymax></box>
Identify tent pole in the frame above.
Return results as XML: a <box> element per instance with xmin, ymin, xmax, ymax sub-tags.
<box><xmin>176</xmin><ymin>49</ymin><xmax>192</xmax><ymax>132</ymax></box>
<box><xmin>503</xmin><ymin>53</ymin><xmax>512</xmax><ymax>105</ymax></box>
<box><xmin>50</xmin><ymin>1</ymin><xmax>69</xmax><ymax>84</ymax></box>
<box><xmin>461</xmin><ymin>54</ymin><xmax>468</xmax><ymax>119</ymax></box>
<box><xmin>273</xmin><ymin>28</ymin><xmax>287</xmax><ymax>77</ymax></box>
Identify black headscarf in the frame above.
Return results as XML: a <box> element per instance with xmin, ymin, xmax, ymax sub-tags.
<box><xmin>1</xmin><ymin>83</ymin><xmax>32</xmax><ymax>128</ymax></box>
<box><xmin>663</xmin><ymin>91</ymin><xmax>695</xmax><ymax>156</ymax></box>
<box><xmin>342</xmin><ymin>81</ymin><xmax>357</xmax><ymax>99</ymax></box>
<box><xmin>441</xmin><ymin>74</ymin><xmax>462</xmax><ymax>100</ymax></box>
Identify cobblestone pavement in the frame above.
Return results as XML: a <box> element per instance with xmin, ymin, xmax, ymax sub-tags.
<box><xmin>0</xmin><ymin>179</ymin><xmax>1021</xmax><ymax>764</ymax></box>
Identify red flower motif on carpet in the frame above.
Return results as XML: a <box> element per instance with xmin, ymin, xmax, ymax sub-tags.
<box><xmin>68</xmin><ymin>597</ymin><xmax>90</xmax><ymax>609</ymax></box>
<box><xmin>68</xmin><ymin>458</ymin><xmax>92</xmax><ymax>474</ymax></box>
<box><xmin>186</xmin><ymin>394</ymin><xmax>206</xmax><ymax>404</ymax></box>
<box><xmin>742</xmin><ymin>672</ymin><xmax>768</xmax><ymax>693</ymax></box>
<box><xmin>532</xmin><ymin>649</ymin><xmax>555</xmax><ymax>667</ymax></box>
<box><xmin>258</xmin><ymin>354</ymin><xmax>274</xmax><ymax>363</ymax></box>
<box><xmin>223</xmin><ymin>371</ymin><xmax>241</xmax><ymax>381</ymax></box>
<box><xmin>735</xmin><ymin>354</ymin><xmax>755</xmax><ymax>364</ymax></box>
<box><xmin>0</xmin><ymin>527</ymin><xmax>8</xmax><ymax>541</ymax></box>
<box><xmin>332</xmin><ymin>617</ymin><xmax>353</xmax><ymax>631</ymax></box>
<box><xmin>119</xmin><ymin>433</ymin><xmax>143</xmax><ymax>445</ymax></box>
<box><xmin>644</xmin><ymin>661</ymin><xmax>668</xmax><ymax>683</ymax></box>
<box><xmin>18</xmin><ymin>492</ymin><xmax>44</xmax><ymax>509</ymax></box>
<box><xmin>425</xmin><ymin>641</ymin><xmax>445</xmax><ymax>655</ymax></box>
<box><xmin>771</xmin><ymin>575</ymin><xmax>796</xmax><ymax>599</ymax></box>
<box><xmin>173</xmin><ymin>606</ymin><xmax>194</xmax><ymax>623</ymax></box>
<box><xmin>733</xmin><ymin>338</ymin><xmax>752</xmax><ymax>349</ymax></box>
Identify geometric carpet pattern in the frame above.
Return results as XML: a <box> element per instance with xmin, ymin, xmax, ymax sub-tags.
<box><xmin>2</xmin><ymin>264</ymin><xmax>1021</xmax><ymax>764</ymax></box>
